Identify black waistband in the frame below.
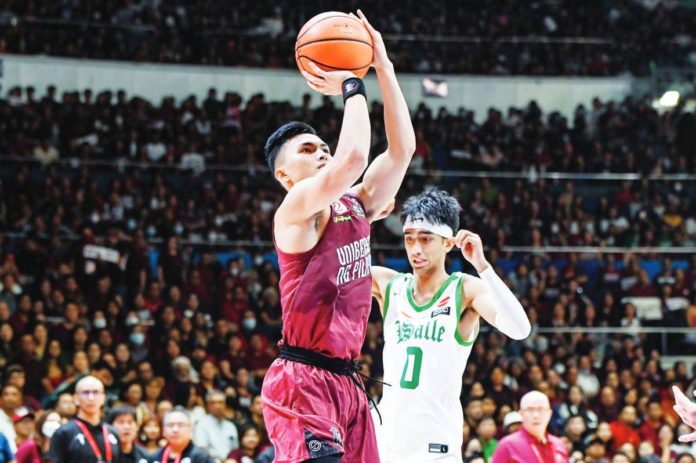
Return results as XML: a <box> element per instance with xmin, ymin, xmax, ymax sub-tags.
<box><xmin>277</xmin><ymin>344</ymin><xmax>390</xmax><ymax>425</ymax></box>
<box><xmin>278</xmin><ymin>345</ymin><xmax>360</xmax><ymax>376</ymax></box>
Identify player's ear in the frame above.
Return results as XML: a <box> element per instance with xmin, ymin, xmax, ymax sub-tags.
<box><xmin>444</xmin><ymin>237</ymin><xmax>456</xmax><ymax>253</ymax></box>
<box><xmin>275</xmin><ymin>168</ymin><xmax>293</xmax><ymax>189</ymax></box>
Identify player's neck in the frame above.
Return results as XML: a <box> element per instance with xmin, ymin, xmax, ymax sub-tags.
<box><xmin>413</xmin><ymin>267</ymin><xmax>450</xmax><ymax>296</ymax></box>
<box><xmin>77</xmin><ymin>411</ymin><xmax>101</xmax><ymax>426</ymax></box>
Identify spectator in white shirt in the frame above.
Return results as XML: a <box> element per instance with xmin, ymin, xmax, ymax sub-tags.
<box><xmin>193</xmin><ymin>390</ymin><xmax>238</xmax><ymax>461</ymax></box>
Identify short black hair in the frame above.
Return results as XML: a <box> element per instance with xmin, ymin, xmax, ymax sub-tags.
<box><xmin>400</xmin><ymin>187</ymin><xmax>461</xmax><ymax>233</ymax></box>
<box><xmin>264</xmin><ymin>121</ymin><xmax>316</xmax><ymax>173</ymax></box>
<box><xmin>106</xmin><ymin>405</ymin><xmax>137</xmax><ymax>424</ymax></box>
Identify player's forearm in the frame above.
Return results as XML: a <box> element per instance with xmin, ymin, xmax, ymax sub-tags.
<box><xmin>479</xmin><ymin>267</ymin><xmax>531</xmax><ymax>340</ymax></box>
<box><xmin>375</xmin><ymin>63</ymin><xmax>415</xmax><ymax>161</ymax></box>
<box><xmin>333</xmin><ymin>94</ymin><xmax>371</xmax><ymax>173</ymax></box>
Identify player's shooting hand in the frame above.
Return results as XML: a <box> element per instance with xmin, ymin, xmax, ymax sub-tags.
<box><xmin>301</xmin><ymin>62</ymin><xmax>357</xmax><ymax>96</ymax></box>
<box><xmin>355</xmin><ymin>9</ymin><xmax>391</xmax><ymax>70</ymax></box>
<box><xmin>673</xmin><ymin>386</ymin><xmax>696</xmax><ymax>442</ymax></box>
<box><xmin>454</xmin><ymin>230</ymin><xmax>489</xmax><ymax>273</ymax></box>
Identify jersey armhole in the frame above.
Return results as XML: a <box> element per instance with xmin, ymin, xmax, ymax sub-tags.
<box><xmin>382</xmin><ymin>273</ymin><xmax>402</xmax><ymax>320</ymax></box>
<box><xmin>455</xmin><ymin>273</ymin><xmax>479</xmax><ymax>346</ymax></box>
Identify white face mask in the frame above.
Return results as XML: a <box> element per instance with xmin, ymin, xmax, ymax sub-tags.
<box><xmin>42</xmin><ymin>420</ymin><xmax>61</xmax><ymax>438</ymax></box>
<box><xmin>93</xmin><ymin>318</ymin><xmax>107</xmax><ymax>329</ymax></box>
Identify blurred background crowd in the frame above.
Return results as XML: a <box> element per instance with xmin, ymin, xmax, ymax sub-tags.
<box><xmin>1</xmin><ymin>0</ymin><xmax>696</xmax><ymax>75</ymax></box>
<box><xmin>0</xmin><ymin>0</ymin><xmax>695</xmax><ymax>462</ymax></box>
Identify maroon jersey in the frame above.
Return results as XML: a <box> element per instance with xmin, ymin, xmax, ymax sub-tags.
<box><xmin>275</xmin><ymin>193</ymin><xmax>371</xmax><ymax>360</ymax></box>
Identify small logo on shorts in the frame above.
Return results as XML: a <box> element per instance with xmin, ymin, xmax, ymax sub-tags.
<box><xmin>308</xmin><ymin>440</ymin><xmax>322</xmax><ymax>452</ymax></box>
<box><xmin>304</xmin><ymin>430</ymin><xmax>341</xmax><ymax>458</ymax></box>
<box><xmin>429</xmin><ymin>443</ymin><xmax>449</xmax><ymax>454</ymax></box>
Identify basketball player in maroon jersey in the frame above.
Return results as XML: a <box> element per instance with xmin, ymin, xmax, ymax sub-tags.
<box><xmin>261</xmin><ymin>11</ymin><xmax>414</xmax><ymax>463</ymax></box>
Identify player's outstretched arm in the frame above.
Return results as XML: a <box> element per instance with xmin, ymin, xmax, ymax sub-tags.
<box><xmin>455</xmin><ymin>230</ymin><xmax>531</xmax><ymax>340</ymax></box>
<box><xmin>673</xmin><ymin>386</ymin><xmax>696</xmax><ymax>442</ymax></box>
<box><xmin>278</xmin><ymin>65</ymin><xmax>371</xmax><ymax>224</ymax></box>
<box><xmin>371</xmin><ymin>265</ymin><xmax>398</xmax><ymax>318</ymax></box>
<box><xmin>350</xmin><ymin>10</ymin><xmax>415</xmax><ymax>222</ymax></box>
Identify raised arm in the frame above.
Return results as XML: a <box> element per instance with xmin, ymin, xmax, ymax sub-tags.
<box><xmin>277</xmin><ymin>65</ymin><xmax>371</xmax><ymax>224</ymax></box>
<box><xmin>456</xmin><ymin>230</ymin><xmax>531</xmax><ymax>340</ymax></box>
<box><xmin>352</xmin><ymin>10</ymin><xmax>415</xmax><ymax>221</ymax></box>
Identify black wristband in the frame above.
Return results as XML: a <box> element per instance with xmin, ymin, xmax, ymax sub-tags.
<box><xmin>342</xmin><ymin>77</ymin><xmax>366</xmax><ymax>103</ymax></box>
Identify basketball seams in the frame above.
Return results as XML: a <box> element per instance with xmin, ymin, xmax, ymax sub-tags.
<box><xmin>296</xmin><ymin>37</ymin><xmax>373</xmax><ymax>49</ymax></box>
<box><xmin>296</xmin><ymin>55</ymin><xmax>370</xmax><ymax>73</ymax></box>
<box><xmin>296</xmin><ymin>14</ymin><xmax>365</xmax><ymax>43</ymax></box>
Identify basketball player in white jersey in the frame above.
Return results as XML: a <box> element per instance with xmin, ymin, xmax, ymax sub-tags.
<box><xmin>371</xmin><ymin>187</ymin><xmax>531</xmax><ymax>463</ymax></box>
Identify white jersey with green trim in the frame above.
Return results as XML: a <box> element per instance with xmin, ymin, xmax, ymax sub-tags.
<box><xmin>374</xmin><ymin>272</ymin><xmax>478</xmax><ymax>463</ymax></box>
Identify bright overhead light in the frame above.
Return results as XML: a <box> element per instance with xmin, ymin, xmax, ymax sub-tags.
<box><xmin>659</xmin><ymin>90</ymin><xmax>680</xmax><ymax>107</ymax></box>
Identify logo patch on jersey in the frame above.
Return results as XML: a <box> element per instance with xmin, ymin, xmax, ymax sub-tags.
<box><xmin>347</xmin><ymin>197</ymin><xmax>366</xmax><ymax>218</ymax></box>
<box><xmin>331</xmin><ymin>201</ymin><xmax>349</xmax><ymax>215</ymax></box>
<box><xmin>430</xmin><ymin>306</ymin><xmax>451</xmax><ymax>318</ymax></box>
<box><xmin>437</xmin><ymin>296</ymin><xmax>450</xmax><ymax>307</ymax></box>
<box><xmin>304</xmin><ymin>430</ymin><xmax>341</xmax><ymax>458</ymax></box>
<box><xmin>429</xmin><ymin>443</ymin><xmax>449</xmax><ymax>454</ymax></box>
<box><xmin>333</xmin><ymin>215</ymin><xmax>352</xmax><ymax>223</ymax></box>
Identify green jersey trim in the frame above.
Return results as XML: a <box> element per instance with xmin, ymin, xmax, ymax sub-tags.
<box><xmin>455</xmin><ymin>273</ymin><xmax>478</xmax><ymax>346</ymax></box>
<box><xmin>406</xmin><ymin>273</ymin><xmax>458</xmax><ymax>313</ymax></box>
<box><xmin>382</xmin><ymin>273</ymin><xmax>403</xmax><ymax>319</ymax></box>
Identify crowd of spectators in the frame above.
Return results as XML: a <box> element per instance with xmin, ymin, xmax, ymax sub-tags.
<box><xmin>1</xmin><ymin>84</ymin><xmax>695</xmax><ymax>251</ymax></box>
<box><xmin>1</xmin><ymin>0</ymin><xmax>695</xmax><ymax>75</ymax></box>
<box><xmin>0</xmin><ymin>84</ymin><xmax>695</xmax><ymax>462</ymax></box>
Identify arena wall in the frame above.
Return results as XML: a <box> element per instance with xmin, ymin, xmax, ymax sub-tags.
<box><xmin>0</xmin><ymin>54</ymin><xmax>640</xmax><ymax>120</ymax></box>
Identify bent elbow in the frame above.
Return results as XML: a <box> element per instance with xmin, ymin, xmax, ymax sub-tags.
<box><xmin>511</xmin><ymin>321</ymin><xmax>532</xmax><ymax>340</ymax></box>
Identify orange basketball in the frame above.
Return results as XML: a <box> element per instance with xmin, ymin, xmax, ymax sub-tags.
<box><xmin>295</xmin><ymin>12</ymin><xmax>373</xmax><ymax>79</ymax></box>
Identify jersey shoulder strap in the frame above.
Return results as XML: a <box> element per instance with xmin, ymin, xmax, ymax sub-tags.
<box><xmin>454</xmin><ymin>272</ymin><xmax>479</xmax><ymax>347</ymax></box>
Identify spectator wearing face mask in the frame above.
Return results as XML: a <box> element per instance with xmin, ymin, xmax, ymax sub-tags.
<box><xmin>16</xmin><ymin>409</ymin><xmax>62</xmax><ymax>463</ymax></box>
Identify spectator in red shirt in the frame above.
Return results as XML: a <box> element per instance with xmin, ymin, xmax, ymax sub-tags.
<box><xmin>628</xmin><ymin>270</ymin><xmax>658</xmax><ymax>298</ymax></box>
<box><xmin>639</xmin><ymin>398</ymin><xmax>666</xmax><ymax>451</ymax></box>
<box><xmin>610</xmin><ymin>405</ymin><xmax>641</xmax><ymax>449</ymax></box>
<box><xmin>143</xmin><ymin>281</ymin><xmax>164</xmax><ymax>315</ymax></box>
<box><xmin>492</xmin><ymin>391</ymin><xmax>568</xmax><ymax>463</ymax></box>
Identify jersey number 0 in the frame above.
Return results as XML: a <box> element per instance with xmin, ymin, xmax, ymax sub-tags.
<box><xmin>400</xmin><ymin>346</ymin><xmax>423</xmax><ymax>389</ymax></box>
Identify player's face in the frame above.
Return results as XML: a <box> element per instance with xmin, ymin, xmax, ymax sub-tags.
<box><xmin>275</xmin><ymin>133</ymin><xmax>331</xmax><ymax>189</ymax></box>
<box><xmin>404</xmin><ymin>229</ymin><xmax>454</xmax><ymax>273</ymax></box>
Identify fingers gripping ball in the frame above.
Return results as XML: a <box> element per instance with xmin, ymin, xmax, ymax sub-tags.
<box><xmin>295</xmin><ymin>12</ymin><xmax>374</xmax><ymax>78</ymax></box>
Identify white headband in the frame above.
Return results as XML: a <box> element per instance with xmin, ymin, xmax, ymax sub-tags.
<box><xmin>402</xmin><ymin>215</ymin><xmax>454</xmax><ymax>238</ymax></box>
